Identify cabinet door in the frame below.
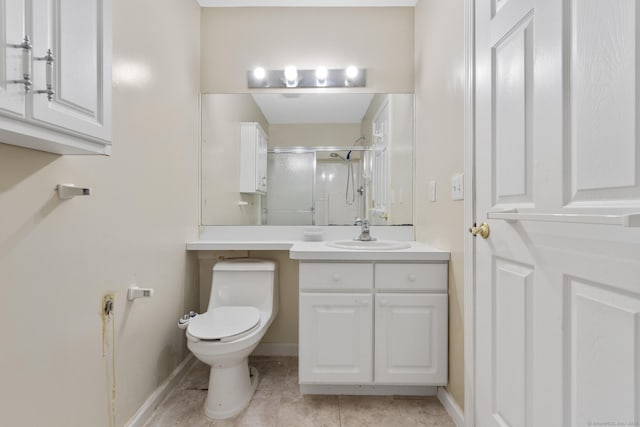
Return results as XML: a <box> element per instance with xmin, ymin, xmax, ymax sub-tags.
<box><xmin>299</xmin><ymin>293</ymin><xmax>373</xmax><ymax>384</ymax></box>
<box><xmin>256</xmin><ymin>128</ymin><xmax>267</xmax><ymax>192</ymax></box>
<box><xmin>375</xmin><ymin>293</ymin><xmax>447</xmax><ymax>385</ymax></box>
<box><xmin>30</xmin><ymin>0</ymin><xmax>111</xmax><ymax>141</ymax></box>
<box><xmin>0</xmin><ymin>0</ymin><xmax>26</xmax><ymax>118</ymax></box>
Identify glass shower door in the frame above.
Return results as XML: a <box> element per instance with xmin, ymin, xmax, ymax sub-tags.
<box><xmin>265</xmin><ymin>152</ymin><xmax>315</xmax><ymax>225</ymax></box>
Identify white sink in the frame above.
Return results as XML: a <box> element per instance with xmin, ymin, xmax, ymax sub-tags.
<box><xmin>325</xmin><ymin>240</ymin><xmax>412</xmax><ymax>251</ymax></box>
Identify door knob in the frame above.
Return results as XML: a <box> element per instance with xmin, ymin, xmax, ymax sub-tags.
<box><xmin>469</xmin><ymin>222</ymin><xmax>490</xmax><ymax>239</ymax></box>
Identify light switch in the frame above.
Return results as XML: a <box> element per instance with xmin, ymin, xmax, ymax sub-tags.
<box><xmin>452</xmin><ymin>174</ymin><xmax>464</xmax><ymax>200</ymax></box>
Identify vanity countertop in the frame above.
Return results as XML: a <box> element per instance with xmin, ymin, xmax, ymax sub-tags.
<box><xmin>289</xmin><ymin>241</ymin><xmax>450</xmax><ymax>261</ymax></box>
<box><xmin>186</xmin><ymin>239</ymin><xmax>449</xmax><ymax>261</ymax></box>
<box><xmin>186</xmin><ymin>240</ymin><xmax>294</xmax><ymax>251</ymax></box>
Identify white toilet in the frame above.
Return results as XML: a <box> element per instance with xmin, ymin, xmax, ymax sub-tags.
<box><xmin>185</xmin><ymin>258</ymin><xmax>278</xmax><ymax>419</ymax></box>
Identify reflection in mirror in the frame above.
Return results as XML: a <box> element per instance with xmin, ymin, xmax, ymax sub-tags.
<box><xmin>201</xmin><ymin>93</ymin><xmax>413</xmax><ymax>226</ymax></box>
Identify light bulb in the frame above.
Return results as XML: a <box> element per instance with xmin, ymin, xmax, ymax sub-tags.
<box><xmin>346</xmin><ymin>65</ymin><xmax>359</xmax><ymax>80</ymax></box>
<box><xmin>316</xmin><ymin>66</ymin><xmax>328</xmax><ymax>82</ymax></box>
<box><xmin>253</xmin><ymin>67</ymin><xmax>266</xmax><ymax>80</ymax></box>
<box><xmin>284</xmin><ymin>66</ymin><xmax>298</xmax><ymax>86</ymax></box>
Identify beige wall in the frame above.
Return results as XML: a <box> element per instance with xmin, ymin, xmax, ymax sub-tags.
<box><xmin>0</xmin><ymin>0</ymin><xmax>201</xmax><ymax>426</ymax></box>
<box><xmin>201</xmin><ymin>94</ymin><xmax>268</xmax><ymax>225</ymax></box>
<box><xmin>269</xmin><ymin>123</ymin><xmax>362</xmax><ymax>148</ymax></box>
<box><xmin>197</xmin><ymin>7</ymin><xmax>415</xmax><ymax>351</ymax></box>
<box><xmin>414</xmin><ymin>0</ymin><xmax>466</xmax><ymax>409</ymax></box>
<box><xmin>201</xmin><ymin>7</ymin><xmax>415</xmax><ymax>93</ymax></box>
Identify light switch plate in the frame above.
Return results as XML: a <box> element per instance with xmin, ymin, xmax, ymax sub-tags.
<box><xmin>452</xmin><ymin>174</ymin><xmax>464</xmax><ymax>200</ymax></box>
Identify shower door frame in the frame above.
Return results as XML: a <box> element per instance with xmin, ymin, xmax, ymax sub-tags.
<box><xmin>267</xmin><ymin>146</ymin><xmax>371</xmax><ymax>226</ymax></box>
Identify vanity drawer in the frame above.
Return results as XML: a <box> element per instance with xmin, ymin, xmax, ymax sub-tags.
<box><xmin>300</xmin><ymin>263</ymin><xmax>373</xmax><ymax>290</ymax></box>
<box><xmin>375</xmin><ymin>263</ymin><xmax>447</xmax><ymax>291</ymax></box>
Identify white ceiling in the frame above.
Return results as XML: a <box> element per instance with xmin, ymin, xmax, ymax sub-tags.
<box><xmin>251</xmin><ymin>93</ymin><xmax>375</xmax><ymax>124</ymax></box>
<box><xmin>197</xmin><ymin>0</ymin><xmax>417</xmax><ymax>7</ymax></box>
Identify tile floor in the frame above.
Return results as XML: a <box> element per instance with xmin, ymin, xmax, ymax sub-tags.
<box><xmin>145</xmin><ymin>356</ymin><xmax>456</xmax><ymax>427</ymax></box>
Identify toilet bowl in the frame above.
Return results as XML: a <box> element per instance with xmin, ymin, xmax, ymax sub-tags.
<box><xmin>184</xmin><ymin>259</ymin><xmax>278</xmax><ymax>419</ymax></box>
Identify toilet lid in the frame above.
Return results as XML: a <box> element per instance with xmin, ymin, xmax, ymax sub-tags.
<box><xmin>187</xmin><ymin>307</ymin><xmax>260</xmax><ymax>341</ymax></box>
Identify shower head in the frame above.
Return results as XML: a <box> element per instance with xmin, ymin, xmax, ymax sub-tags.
<box><xmin>330</xmin><ymin>152</ymin><xmax>348</xmax><ymax>161</ymax></box>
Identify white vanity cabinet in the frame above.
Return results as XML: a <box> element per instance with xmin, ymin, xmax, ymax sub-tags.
<box><xmin>239</xmin><ymin>122</ymin><xmax>268</xmax><ymax>194</ymax></box>
<box><xmin>0</xmin><ymin>0</ymin><xmax>111</xmax><ymax>155</ymax></box>
<box><xmin>298</xmin><ymin>261</ymin><xmax>448</xmax><ymax>390</ymax></box>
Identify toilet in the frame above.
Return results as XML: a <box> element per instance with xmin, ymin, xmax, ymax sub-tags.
<box><xmin>184</xmin><ymin>258</ymin><xmax>278</xmax><ymax>419</ymax></box>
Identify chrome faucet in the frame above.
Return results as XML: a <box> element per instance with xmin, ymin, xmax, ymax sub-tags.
<box><xmin>354</xmin><ymin>219</ymin><xmax>376</xmax><ymax>242</ymax></box>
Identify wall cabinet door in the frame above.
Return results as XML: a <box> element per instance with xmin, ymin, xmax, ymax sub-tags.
<box><xmin>30</xmin><ymin>0</ymin><xmax>111</xmax><ymax>141</ymax></box>
<box><xmin>299</xmin><ymin>293</ymin><xmax>373</xmax><ymax>384</ymax></box>
<box><xmin>374</xmin><ymin>293</ymin><xmax>447</xmax><ymax>385</ymax></box>
<box><xmin>0</xmin><ymin>0</ymin><xmax>111</xmax><ymax>154</ymax></box>
<box><xmin>240</xmin><ymin>122</ymin><xmax>268</xmax><ymax>194</ymax></box>
<box><xmin>0</xmin><ymin>0</ymin><xmax>26</xmax><ymax>118</ymax></box>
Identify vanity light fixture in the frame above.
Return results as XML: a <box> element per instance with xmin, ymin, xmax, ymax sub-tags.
<box><xmin>247</xmin><ymin>65</ymin><xmax>366</xmax><ymax>88</ymax></box>
<box><xmin>284</xmin><ymin>66</ymin><xmax>299</xmax><ymax>87</ymax></box>
<box><xmin>315</xmin><ymin>66</ymin><xmax>328</xmax><ymax>85</ymax></box>
<box><xmin>253</xmin><ymin>66</ymin><xmax>266</xmax><ymax>81</ymax></box>
<box><xmin>345</xmin><ymin>65</ymin><xmax>359</xmax><ymax>85</ymax></box>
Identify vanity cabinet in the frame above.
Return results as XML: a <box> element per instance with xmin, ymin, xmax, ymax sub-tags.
<box><xmin>299</xmin><ymin>261</ymin><xmax>448</xmax><ymax>388</ymax></box>
<box><xmin>239</xmin><ymin>122</ymin><xmax>268</xmax><ymax>194</ymax></box>
<box><xmin>0</xmin><ymin>0</ymin><xmax>111</xmax><ymax>155</ymax></box>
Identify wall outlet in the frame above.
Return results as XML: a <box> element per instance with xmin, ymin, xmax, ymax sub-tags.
<box><xmin>452</xmin><ymin>174</ymin><xmax>464</xmax><ymax>200</ymax></box>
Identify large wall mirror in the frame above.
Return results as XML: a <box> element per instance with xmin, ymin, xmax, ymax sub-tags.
<box><xmin>201</xmin><ymin>93</ymin><xmax>414</xmax><ymax>226</ymax></box>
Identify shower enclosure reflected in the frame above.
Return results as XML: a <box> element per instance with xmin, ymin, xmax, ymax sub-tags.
<box><xmin>264</xmin><ymin>148</ymin><xmax>367</xmax><ymax>226</ymax></box>
<box><xmin>200</xmin><ymin>93</ymin><xmax>413</xmax><ymax>226</ymax></box>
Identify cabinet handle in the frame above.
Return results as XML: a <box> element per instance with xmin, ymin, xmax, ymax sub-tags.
<box><xmin>8</xmin><ymin>36</ymin><xmax>33</xmax><ymax>93</ymax></box>
<box><xmin>331</xmin><ymin>274</ymin><xmax>341</xmax><ymax>282</ymax></box>
<box><xmin>408</xmin><ymin>274</ymin><xmax>417</xmax><ymax>282</ymax></box>
<box><xmin>34</xmin><ymin>49</ymin><xmax>55</xmax><ymax>101</ymax></box>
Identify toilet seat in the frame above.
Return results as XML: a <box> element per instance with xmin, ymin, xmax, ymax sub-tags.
<box><xmin>188</xmin><ymin>307</ymin><xmax>260</xmax><ymax>342</ymax></box>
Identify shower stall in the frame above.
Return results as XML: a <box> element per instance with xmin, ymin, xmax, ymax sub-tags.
<box><xmin>263</xmin><ymin>147</ymin><xmax>369</xmax><ymax>225</ymax></box>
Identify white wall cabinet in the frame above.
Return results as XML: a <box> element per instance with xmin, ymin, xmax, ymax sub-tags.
<box><xmin>239</xmin><ymin>122</ymin><xmax>267</xmax><ymax>194</ymax></box>
<box><xmin>0</xmin><ymin>0</ymin><xmax>111</xmax><ymax>155</ymax></box>
<box><xmin>299</xmin><ymin>261</ymin><xmax>448</xmax><ymax>389</ymax></box>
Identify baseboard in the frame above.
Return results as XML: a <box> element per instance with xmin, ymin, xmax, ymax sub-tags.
<box><xmin>437</xmin><ymin>387</ymin><xmax>464</xmax><ymax>427</ymax></box>
<box><xmin>251</xmin><ymin>343</ymin><xmax>298</xmax><ymax>356</ymax></box>
<box><xmin>125</xmin><ymin>354</ymin><xmax>196</xmax><ymax>427</ymax></box>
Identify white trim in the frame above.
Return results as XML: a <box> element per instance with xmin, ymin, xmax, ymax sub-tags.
<box><xmin>438</xmin><ymin>387</ymin><xmax>465</xmax><ymax>427</ymax></box>
<box><xmin>463</xmin><ymin>0</ymin><xmax>476</xmax><ymax>426</ymax></box>
<box><xmin>251</xmin><ymin>342</ymin><xmax>299</xmax><ymax>356</ymax></box>
<box><xmin>197</xmin><ymin>0</ymin><xmax>417</xmax><ymax>7</ymax></box>
<box><xmin>124</xmin><ymin>354</ymin><xmax>196</xmax><ymax>427</ymax></box>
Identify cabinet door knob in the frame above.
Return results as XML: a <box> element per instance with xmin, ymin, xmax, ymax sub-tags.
<box><xmin>408</xmin><ymin>274</ymin><xmax>417</xmax><ymax>282</ymax></box>
<box><xmin>331</xmin><ymin>274</ymin><xmax>341</xmax><ymax>282</ymax></box>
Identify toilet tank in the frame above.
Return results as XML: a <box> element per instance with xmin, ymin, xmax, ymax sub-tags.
<box><xmin>209</xmin><ymin>259</ymin><xmax>277</xmax><ymax>311</ymax></box>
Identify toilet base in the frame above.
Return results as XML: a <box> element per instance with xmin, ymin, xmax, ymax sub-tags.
<box><xmin>204</xmin><ymin>358</ymin><xmax>259</xmax><ymax>420</ymax></box>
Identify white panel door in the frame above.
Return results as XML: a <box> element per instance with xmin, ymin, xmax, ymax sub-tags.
<box><xmin>299</xmin><ymin>293</ymin><xmax>373</xmax><ymax>384</ymax></box>
<box><xmin>474</xmin><ymin>0</ymin><xmax>640</xmax><ymax>426</ymax></box>
<box><xmin>0</xmin><ymin>0</ymin><xmax>26</xmax><ymax>118</ymax></box>
<box><xmin>30</xmin><ymin>0</ymin><xmax>110</xmax><ymax>141</ymax></box>
<box><xmin>374</xmin><ymin>293</ymin><xmax>447</xmax><ymax>385</ymax></box>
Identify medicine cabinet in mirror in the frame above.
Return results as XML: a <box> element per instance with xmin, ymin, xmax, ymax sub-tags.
<box><xmin>201</xmin><ymin>93</ymin><xmax>413</xmax><ymax>226</ymax></box>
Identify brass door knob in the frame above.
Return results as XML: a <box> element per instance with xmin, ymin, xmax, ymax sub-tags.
<box><xmin>469</xmin><ymin>222</ymin><xmax>490</xmax><ymax>239</ymax></box>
